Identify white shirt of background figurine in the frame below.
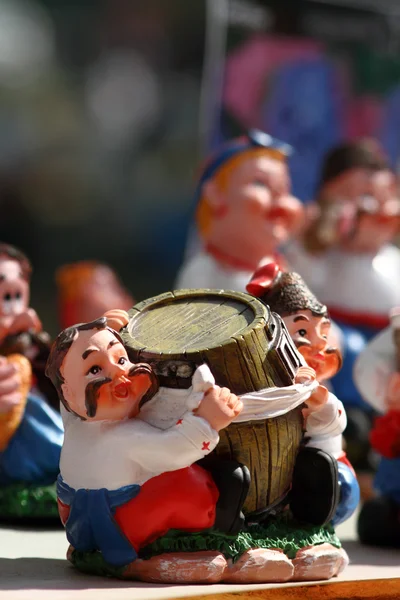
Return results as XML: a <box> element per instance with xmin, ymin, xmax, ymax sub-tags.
<box><xmin>175</xmin><ymin>251</ymin><xmax>253</xmax><ymax>293</ymax></box>
<box><xmin>286</xmin><ymin>242</ymin><xmax>400</xmax><ymax>317</ymax></box>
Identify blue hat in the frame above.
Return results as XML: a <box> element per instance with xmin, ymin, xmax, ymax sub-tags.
<box><xmin>195</xmin><ymin>130</ymin><xmax>293</xmax><ymax>201</ymax></box>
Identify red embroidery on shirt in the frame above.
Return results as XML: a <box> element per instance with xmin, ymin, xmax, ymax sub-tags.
<box><xmin>176</xmin><ymin>419</ymin><xmax>183</xmax><ymax>425</ymax></box>
<box><xmin>202</xmin><ymin>441</ymin><xmax>211</xmax><ymax>451</ymax></box>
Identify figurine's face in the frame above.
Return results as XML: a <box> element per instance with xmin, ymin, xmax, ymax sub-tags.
<box><xmin>207</xmin><ymin>153</ymin><xmax>304</xmax><ymax>264</ymax></box>
<box><xmin>60</xmin><ymin>328</ymin><xmax>152</xmax><ymax>421</ymax></box>
<box><xmin>283</xmin><ymin>309</ymin><xmax>339</xmax><ymax>381</ymax></box>
<box><xmin>59</xmin><ymin>265</ymin><xmax>133</xmax><ymax>329</ymax></box>
<box><xmin>0</xmin><ymin>258</ymin><xmax>29</xmax><ymax>331</ymax></box>
<box><xmin>321</xmin><ymin>167</ymin><xmax>400</xmax><ymax>252</ymax></box>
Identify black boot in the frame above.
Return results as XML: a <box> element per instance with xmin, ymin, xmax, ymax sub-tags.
<box><xmin>198</xmin><ymin>457</ymin><xmax>250</xmax><ymax>535</ymax></box>
<box><xmin>290</xmin><ymin>447</ymin><xmax>340</xmax><ymax>526</ymax></box>
<box><xmin>358</xmin><ymin>496</ymin><xmax>400</xmax><ymax>548</ymax></box>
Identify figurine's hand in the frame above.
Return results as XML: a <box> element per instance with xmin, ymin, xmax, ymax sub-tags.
<box><xmin>9</xmin><ymin>308</ymin><xmax>42</xmax><ymax>335</ymax></box>
<box><xmin>103</xmin><ymin>309</ymin><xmax>129</xmax><ymax>331</ymax></box>
<box><xmin>195</xmin><ymin>385</ymin><xmax>243</xmax><ymax>432</ymax></box>
<box><xmin>0</xmin><ymin>356</ymin><xmax>22</xmax><ymax>413</ymax></box>
<box><xmin>385</xmin><ymin>372</ymin><xmax>400</xmax><ymax>411</ymax></box>
<box><xmin>302</xmin><ymin>384</ymin><xmax>329</xmax><ymax>419</ymax></box>
<box><xmin>295</xmin><ymin>365</ymin><xmax>316</xmax><ymax>385</ymax></box>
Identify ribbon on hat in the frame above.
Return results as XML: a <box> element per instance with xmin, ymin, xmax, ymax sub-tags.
<box><xmin>246</xmin><ymin>262</ymin><xmax>280</xmax><ymax>297</ymax></box>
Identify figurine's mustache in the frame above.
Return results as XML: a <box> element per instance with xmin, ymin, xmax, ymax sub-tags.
<box><xmin>85</xmin><ymin>377</ymin><xmax>111</xmax><ymax>418</ymax></box>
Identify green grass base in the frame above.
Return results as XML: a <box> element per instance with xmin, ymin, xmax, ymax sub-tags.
<box><xmin>70</xmin><ymin>513</ymin><xmax>342</xmax><ymax>579</ymax></box>
<box><xmin>0</xmin><ymin>482</ymin><xmax>59</xmax><ymax>519</ymax></box>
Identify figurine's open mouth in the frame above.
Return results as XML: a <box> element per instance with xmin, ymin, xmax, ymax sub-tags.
<box><xmin>114</xmin><ymin>382</ymin><xmax>130</xmax><ymax>399</ymax></box>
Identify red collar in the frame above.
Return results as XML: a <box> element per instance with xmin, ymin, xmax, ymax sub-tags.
<box><xmin>206</xmin><ymin>243</ymin><xmax>284</xmax><ymax>273</ymax></box>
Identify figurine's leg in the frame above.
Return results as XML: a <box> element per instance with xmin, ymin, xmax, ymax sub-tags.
<box><xmin>290</xmin><ymin>447</ymin><xmax>340</xmax><ymax>525</ymax></box>
<box><xmin>197</xmin><ymin>456</ymin><xmax>250</xmax><ymax>535</ymax></box>
<box><xmin>358</xmin><ymin>495</ymin><xmax>400</xmax><ymax>548</ymax></box>
<box><xmin>114</xmin><ymin>465</ymin><xmax>219</xmax><ymax>552</ymax></box>
<box><xmin>332</xmin><ymin>459</ymin><xmax>360</xmax><ymax>526</ymax></box>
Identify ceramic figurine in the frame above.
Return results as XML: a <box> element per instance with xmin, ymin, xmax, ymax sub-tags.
<box><xmin>50</xmin><ymin>291</ymin><xmax>348</xmax><ymax>584</ymax></box>
<box><xmin>246</xmin><ymin>263</ymin><xmax>360</xmax><ymax>527</ymax></box>
<box><xmin>56</xmin><ymin>261</ymin><xmax>134</xmax><ymax>330</ymax></box>
<box><xmin>0</xmin><ymin>244</ymin><xmax>63</xmax><ymax>518</ymax></box>
<box><xmin>175</xmin><ymin>129</ymin><xmax>305</xmax><ymax>292</ymax></box>
<box><xmin>285</xmin><ymin>139</ymin><xmax>400</xmax><ymax>471</ymax></box>
<box><xmin>354</xmin><ymin>308</ymin><xmax>400</xmax><ymax>547</ymax></box>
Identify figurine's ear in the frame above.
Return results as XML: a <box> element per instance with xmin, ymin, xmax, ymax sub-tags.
<box><xmin>61</xmin><ymin>382</ymin><xmax>72</xmax><ymax>405</ymax></box>
<box><xmin>203</xmin><ymin>179</ymin><xmax>227</xmax><ymax>214</ymax></box>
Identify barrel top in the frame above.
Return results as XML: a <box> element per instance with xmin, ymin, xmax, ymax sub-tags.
<box><xmin>124</xmin><ymin>288</ymin><xmax>269</xmax><ymax>355</ymax></box>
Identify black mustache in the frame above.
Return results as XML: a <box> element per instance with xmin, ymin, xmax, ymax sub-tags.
<box><xmin>85</xmin><ymin>377</ymin><xmax>112</xmax><ymax>418</ymax></box>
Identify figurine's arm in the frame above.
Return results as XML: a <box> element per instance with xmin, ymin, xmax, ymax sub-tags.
<box><xmin>127</xmin><ymin>385</ymin><xmax>242</xmax><ymax>474</ymax></box>
<box><xmin>126</xmin><ymin>411</ymin><xmax>219</xmax><ymax>473</ymax></box>
<box><xmin>305</xmin><ymin>392</ymin><xmax>347</xmax><ymax>438</ymax></box>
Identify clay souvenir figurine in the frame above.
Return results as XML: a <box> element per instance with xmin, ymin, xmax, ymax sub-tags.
<box><xmin>0</xmin><ymin>244</ymin><xmax>63</xmax><ymax>517</ymax></box>
<box><xmin>246</xmin><ymin>263</ymin><xmax>360</xmax><ymax>527</ymax></box>
<box><xmin>354</xmin><ymin>308</ymin><xmax>400</xmax><ymax>547</ymax></box>
<box><xmin>56</xmin><ymin>261</ymin><xmax>134</xmax><ymax>330</ymax></box>
<box><xmin>50</xmin><ymin>291</ymin><xmax>348</xmax><ymax>584</ymax></box>
<box><xmin>285</xmin><ymin>139</ymin><xmax>400</xmax><ymax>471</ymax></box>
<box><xmin>175</xmin><ymin>129</ymin><xmax>305</xmax><ymax>292</ymax></box>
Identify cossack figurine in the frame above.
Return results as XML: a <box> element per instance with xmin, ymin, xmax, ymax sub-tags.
<box><xmin>175</xmin><ymin>130</ymin><xmax>305</xmax><ymax>292</ymax></box>
<box><xmin>0</xmin><ymin>244</ymin><xmax>63</xmax><ymax>517</ymax></box>
<box><xmin>246</xmin><ymin>263</ymin><xmax>360</xmax><ymax>528</ymax></box>
<box><xmin>285</xmin><ymin>139</ymin><xmax>400</xmax><ymax>471</ymax></box>
<box><xmin>56</xmin><ymin>261</ymin><xmax>134</xmax><ymax>330</ymax></box>
<box><xmin>47</xmin><ymin>291</ymin><xmax>348</xmax><ymax>584</ymax></box>
<box><xmin>354</xmin><ymin>308</ymin><xmax>400</xmax><ymax>547</ymax></box>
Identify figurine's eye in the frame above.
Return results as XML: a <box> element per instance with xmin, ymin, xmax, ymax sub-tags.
<box><xmin>297</xmin><ymin>329</ymin><xmax>307</xmax><ymax>337</ymax></box>
<box><xmin>87</xmin><ymin>365</ymin><xmax>101</xmax><ymax>376</ymax></box>
<box><xmin>322</xmin><ymin>334</ymin><xmax>328</xmax><ymax>340</ymax></box>
<box><xmin>253</xmin><ymin>179</ymin><xmax>268</xmax><ymax>188</ymax></box>
<box><xmin>4</xmin><ymin>293</ymin><xmax>11</xmax><ymax>302</ymax></box>
<box><xmin>118</xmin><ymin>356</ymin><xmax>127</xmax><ymax>365</ymax></box>
<box><xmin>15</xmin><ymin>292</ymin><xmax>22</xmax><ymax>300</ymax></box>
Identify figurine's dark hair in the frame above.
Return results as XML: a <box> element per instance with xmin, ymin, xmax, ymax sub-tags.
<box><xmin>318</xmin><ymin>138</ymin><xmax>388</xmax><ymax>191</ymax></box>
<box><xmin>260</xmin><ymin>272</ymin><xmax>328</xmax><ymax>318</ymax></box>
<box><xmin>0</xmin><ymin>243</ymin><xmax>32</xmax><ymax>281</ymax></box>
<box><xmin>45</xmin><ymin>317</ymin><xmax>122</xmax><ymax>416</ymax></box>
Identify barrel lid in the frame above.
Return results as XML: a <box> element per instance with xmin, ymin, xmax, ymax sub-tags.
<box><xmin>122</xmin><ymin>288</ymin><xmax>270</xmax><ymax>358</ymax></box>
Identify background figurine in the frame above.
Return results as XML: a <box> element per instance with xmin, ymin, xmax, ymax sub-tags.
<box><xmin>175</xmin><ymin>129</ymin><xmax>305</xmax><ymax>292</ymax></box>
<box><xmin>246</xmin><ymin>263</ymin><xmax>360</xmax><ymax>528</ymax></box>
<box><xmin>56</xmin><ymin>261</ymin><xmax>134</xmax><ymax>330</ymax></box>
<box><xmin>285</xmin><ymin>139</ymin><xmax>400</xmax><ymax>472</ymax></box>
<box><xmin>0</xmin><ymin>244</ymin><xmax>63</xmax><ymax>517</ymax></box>
<box><xmin>0</xmin><ymin>244</ymin><xmax>59</xmax><ymax>410</ymax></box>
<box><xmin>354</xmin><ymin>308</ymin><xmax>400</xmax><ymax>547</ymax></box>
<box><xmin>54</xmin><ymin>291</ymin><xmax>349</xmax><ymax>584</ymax></box>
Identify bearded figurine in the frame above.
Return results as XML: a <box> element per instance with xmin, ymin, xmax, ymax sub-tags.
<box><xmin>285</xmin><ymin>139</ymin><xmax>400</xmax><ymax>472</ymax></box>
<box><xmin>0</xmin><ymin>244</ymin><xmax>63</xmax><ymax>517</ymax></box>
<box><xmin>246</xmin><ymin>263</ymin><xmax>360</xmax><ymax>529</ymax></box>
<box><xmin>175</xmin><ymin>129</ymin><xmax>305</xmax><ymax>292</ymax></box>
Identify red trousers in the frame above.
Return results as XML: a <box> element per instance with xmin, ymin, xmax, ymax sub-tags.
<box><xmin>58</xmin><ymin>464</ymin><xmax>219</xmax><ymax>552</ymax></box>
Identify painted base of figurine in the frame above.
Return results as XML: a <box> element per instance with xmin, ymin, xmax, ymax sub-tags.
<box><xmin>0</xmin><ymin>483</ymin><xmax>58</xmax><ymax>520</ymax></box>
<box><xmin>67</xmin><ymin>517</ymin><xmax>348</xmax><ymax>584</ymax></box>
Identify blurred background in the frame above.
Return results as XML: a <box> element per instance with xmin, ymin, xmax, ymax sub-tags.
<box><xmin>1</xmin><ymin>0</ymin><xmax>400</xmax><ymax>335</ymax></box>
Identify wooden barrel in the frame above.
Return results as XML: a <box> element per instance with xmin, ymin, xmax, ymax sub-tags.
<box><xmin>122</xmin><ymin>288</ymin><xmax>304</xmax><ymax>516</ymax></box>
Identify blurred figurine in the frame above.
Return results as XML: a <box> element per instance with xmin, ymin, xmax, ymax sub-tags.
<box><xmin>175</xmin><ymin>130</ymin><xmax>305</xmax><ymax>291</ymax></box>
<box><xmin>56</xmin><ymin>261</ymin><xmax>134</xmax><ymax>330</ymax></box>
<box><xmin>0</xmin><ymin>244</ymin><xmax>63</xmax><ymax>516</ymax></box>
<box><xmin>286</xmin><ymin>139</ymin><xmax>400</xmax><ymax>470</ymax></box>
<box><xmin>247</xmin><ymin>264</ymin><xmax>360</xmax><ymax>527</ymax></box>
<box><xmin>354</xmin><ymin>308</ymin><xmax>400</xmax><ymax>547</ymax></box>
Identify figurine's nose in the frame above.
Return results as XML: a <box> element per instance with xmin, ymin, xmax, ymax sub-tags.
<box><xmin>108</xmin><ymin>362</ymin><xmax>126</xmax><ymax>378</ymax></box>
